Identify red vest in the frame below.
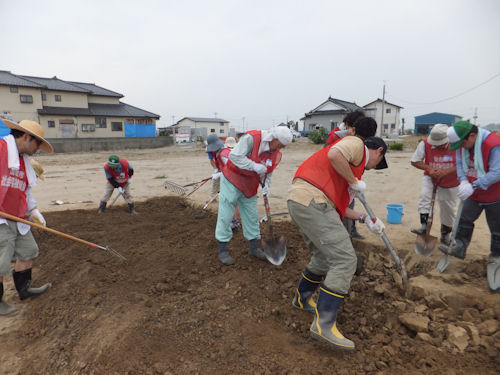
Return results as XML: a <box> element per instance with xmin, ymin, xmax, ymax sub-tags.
<box><xmin>211</xmin><ymin>147</ymin><xmax>231</xmax><ymax>170</ymax></box>
<box><xmin>104</xmin><ymin>158</ymin><xmax>130</xmax><ymax>187</ymax></box>
<box><xmin>222</xmin><ymin>130</ymin><xmax>282</xmax><ymax>198</ymax></box>
<box><xmin>294</xmin><ymin>141</ymin><xmax>366</xmax><ymax>219</ymax></box>
<box><xmin>465</xmin><ymin>133</ymin><xmax>500</xmax><ymax>202</ymax></box>
<box><xmin>0</xmin><ymin>140</ymin><xmax>29</xmax><ymax>218</ymax></box>
<box><xmin>325</xmin><ymin>128</ymin><xmax>342</xmax><ymax>147</ymax></box>
<box><xmin>423</xmin><ymin>138</ymin><xmax>459</xmax><ymax>188</ymax></box>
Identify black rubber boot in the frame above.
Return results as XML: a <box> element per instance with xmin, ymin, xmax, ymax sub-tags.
<box><xmin>440</xmin><ymin>225</ymin><xmax>474</xmax><ymax>259</ymax></box>
<box><xmin>248</xmin><ymin>239</ymin><xmax>266</xmax><ymax>261</ymax></box>
<box><xmin>98</xmin><ymin>201</ymin><xmax>106</xmax><ymax>214</ymax></box>
<box><xmin>12</xmin><ymin>269</ymin><xmax>51</xmax><ymax>301</ymax></box>
<box><xmin>218</xmin><ymin>241</ymin><xmax>235</xmax><ymax>265</ymax></box>
<box><xmin>128</xmin><ymin>203</ymin><xmax>138</xmax><ymax>214</ymax></box>
<box><xmin>350</xmin><ymin>221</ymin><xmax>364</xmax><ymax>239</ymax></box>
<box><xmin>310</xmin><ymin>285</ymin><xmax>355</xmax><ymax>350</ymax></box>
<box><xmin>292</xmin><ymin>269</ymin><xmax>323</xmax><ymax>312</ymax></box>
<box><xmin>440</xmin><ymin>224</ymin><xmax>452</xmax><ymax>245</ymax></box>
<box><xmin>411</xmin><ymin>213</ymin><xmax>429</xmax><ymax>235</ymax></box>
<box><xmin>0</xmin><ymin>282</ymin><xmax>18</xmax><ymax>316</ymax></box>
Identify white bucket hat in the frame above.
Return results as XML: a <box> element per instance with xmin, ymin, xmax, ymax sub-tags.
<box><xmin>428</xmin><ymin>124</ymin><xmax>449</xmax><ymax>146</ymax></box>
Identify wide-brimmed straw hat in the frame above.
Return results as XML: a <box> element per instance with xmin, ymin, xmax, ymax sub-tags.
<box><xmin>3</xmin><ymin>119</ymin><xmax>53</xmax><ymax>153</ymax></box>
<box><xmin>224</xmin><ymin>137</ymin><xmax>237</xmax><ymax>148</ymax></box>
<box><xmin>29</xmin><ymin>158</ymin><xmax>45</xmax><ymax>180</ymax></box>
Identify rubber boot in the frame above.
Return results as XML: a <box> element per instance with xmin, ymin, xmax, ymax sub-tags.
<box><xmin>128</xmin><ymin>203</ymin><xmax>138</xmax><ymax>214</ymax></box>
<box><xmin>12</xmin><ymin>269</ymin><xmax>51</xmax><ymax>301</ymax></box>
<box><xmin>310</xmin><ymin>285</ymin><xmax>355</xmax><ymax>350</ymax></box>
<box><xmin>0</xmin><ymin>282</ymin><xmax>18</xmax><ymax>316</ymax></box>
<box><xmin>411</xmin><ymin>213</ymin><xmax>428</xmax><ymax>235</ymax></box>
<box><xmin>440</xmin><ymin>224</ymin><xmax>452</xmax><ymax>245</ymax></box>
<box><xmin>98</xmin><ymin>201</ymin><xmax>106</xmax><ymax>214</ymax></box>
<box><xmin>292</xmin><ymin>269</ymin><xmax>322</xmax><ymax>312</ymax></box>
<box><xmin>439</xmin><ymin>225</ymin><xmax>474</xmax><ymax>259</ymax></box>
<box><xmin>487</xmin><ymin>235</ymin><xmax>500</xmax><ymax>293</ymax></box>
<box><xmin>248</xmin><ymin>239</ymin><xmax>266</xmax><ymax>261</ymax></box>
<box><xmin>218</xmin><ymin>241</ymin><xmax>235</xmax><ymax>265</ymax></box>
<box><xmin>350</xmin><ymin>221</ymin><xmax>364</xmax><ymax>239</ymax></box>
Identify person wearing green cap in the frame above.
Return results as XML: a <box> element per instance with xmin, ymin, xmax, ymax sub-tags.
<box><xmin>443</xmin><ymin>120</ymin><xmax>500</xmax><ymax>293</ymax></box>
<box><xmin>98</xmin><ymin>155</ymin><xmax>136</xmax><ymax>214</ymax></box>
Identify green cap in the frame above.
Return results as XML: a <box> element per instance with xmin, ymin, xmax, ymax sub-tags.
<box><xmin>108</xmin><ymin>155</ymin><xmax>120</xmax><ymax>168</ymax></box>
<box><xmin>448</xmin><ymin>120</ymin><xmax>473</xmax><ymax>151</ymax></box>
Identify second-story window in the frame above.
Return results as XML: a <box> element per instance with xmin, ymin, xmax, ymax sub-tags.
<box><xmin>20</xmin><ymin>95</ymin><xmax>33</xmax><ymax>103</ymax></box>
<box><xmin>42</xmin><ymin>93</ymin><xmax>46</xmax><ymax>101</ymax></box>
<box><xmin>55</xmin><ymin>94</ymin><xmax>62</xmax><ymax>102</ymax></box>
<box><xmin>10</xmin><ymin>87</ymin><xmax>18</xmax><ymax>93</ymax></box>
<box><xmin>95</xmin><ymin>117</ymin><xmax>107</xmax><ymax>128</ymax></box>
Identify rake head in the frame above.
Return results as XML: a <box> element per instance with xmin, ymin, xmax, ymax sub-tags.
<box><xmin>164</xmin><ymin>180</ymin><xmax>187</xmax><ymax>195</ymax></box>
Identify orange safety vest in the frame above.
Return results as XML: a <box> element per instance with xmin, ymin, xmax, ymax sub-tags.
<box><xmin>423</xmin><ymin>138</ymin><xmax>459</xmax><ymax>188</ymax></box>
<box><xmin>104</xmin><ymin>158</ymin><xmax>130</xmax><ymax>187</ymax></box>
<box><xmin>222</xmin><ymin>130</ymin><xmax>281</xmax><ymax>198</ymax></box>
<box><xmin>210</xmin><ymin>147</ymin><xmax>231</xmax><ymax>170</ymax></box>
<box><xmin>0</xmin><ymin>140</ymin><xmax>29</xmax><ymax>218</ymax></box>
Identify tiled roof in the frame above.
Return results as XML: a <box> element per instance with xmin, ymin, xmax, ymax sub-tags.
<box><xmin>0</xmin><ymin>70</ymin><xmax>44</xmax><ymax>88</ymax></box>
<box><xmin>19</xmin><ymin>75</ymin><xmax>90</xmax><ymax>93</ymax></box>
<box><xmin>67</xmin><ymin>81</ymin><xmax>123</xmax><ymax>97</ymax></box>
<box><xmin>363</xmin><ymin>98</ymin><xmax>404</xmax><ymax>109</ymax></box>
<box><xmin>38</xmin><ymin>102</ymin><xmax>160</xmax><ymax>119</ymax></box>
<box><xmin>181</xmin><ymin>117</ymin><xmax>229</xmax><ymax>123</ymax></box>
<box><xmin>305</xmin><ymin>97</ymin><xmax>364</xmax><ymax>117</ymax></box>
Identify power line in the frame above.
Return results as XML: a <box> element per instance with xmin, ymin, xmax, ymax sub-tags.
<box><xmin>387</xmin><ymin>72</ymin><xmax>500</xmax><ymax>105</ymax></box>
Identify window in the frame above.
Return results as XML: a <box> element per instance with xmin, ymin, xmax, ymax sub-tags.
<box><xmin>48</xmin><ymin>120</ymin><xmax>55</xmax><ymax>128</ymax></box>
<box><xmin>220</xmin><ymin>129</ymin><xmax>224</xmax><ymax>134</ymax></box>
<box><xmin>82</xmin><ymin>124</ymin><xmax>95</xmax><ymax>132</ymax></box>
<box><xmin>10</xmin><ymin>87</ymin><xmax>18</xmax><ymax>93</ymax></box>
<box><xmin>111</xmin><ymin>122</ymin><xmax>123</xmax><ymax>131</ymax></box>
<box><xmin>55</xmin><ymin>95</ymin><xmax>62</xmax><ymax>102</ymax></box>
<box><xmin>20</xmin><ymin>95</ymin><xmax>33</xmax><ymax>103</ymax></box>
<box><xmin>386</xmin><ymin>108</ymin><xmax>391</xmax><ymax>114</ymax></box>
<box><xmin>391</xmin><ymin>124</ymin><xmax>396</xmax><ymax>129</ymax></box>
<box><xmin>219</xmin><ymin>122</ymin><xmax>224</xmax><ymax>126</ymax></box>
<box><xmin>95</xmin><ymin>117</ymin><xmax>107</xmax><ymax>128</ymax></box>
<box><xmin>383</xmin><ymin>124</ymin><xmax>388</xmax><ymax>129</ymax></box>
<box><xmin>211</xmin><ymin>128</ymin><xmax>215</xmax><ymax>133</ymax></box>
<box><xmin>42</xmin><ymin>94</ymin><xmax>46</xmax><ymax>101</ymax></box>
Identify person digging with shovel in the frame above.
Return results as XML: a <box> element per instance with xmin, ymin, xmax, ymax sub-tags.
<box><xmin>410</xmin><ymin>124</ymin><xmax>459</xmax><ymax>246</ymax></box>
<box><xmin>287</xmin><ymin>125</ymin><xmax>388</xmax><ymax>351</ymax></box>
<box><xmin>215</xmin><ymin>126</ymin><xmax>292</xmax><ymax>265</ymax></box>
<box><xmin>440</xmin><ymin>120</ymin><xmax>500</xmax><ymax>293</ymax></box>
<box><xmin>98</xmin><ymin>155</ymin><xmax>137</xmax><ymax>214</ymax></box>
<box><xmin>0</xmin><ymin>120</ymin><xmax>53</xmax><ymax>316</ymax></box>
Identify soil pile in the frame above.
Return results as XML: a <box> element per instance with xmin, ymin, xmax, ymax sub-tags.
<box><xmin>1</xmin><ymin>196</ymin><xmax>498</xmax><ymax>374</ymax></box>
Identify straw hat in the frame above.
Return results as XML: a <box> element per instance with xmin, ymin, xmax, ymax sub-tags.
<box><xmin>3</xmin><ymin>119</ymin><xmax>53</xmax><ymax>153</ymax></box>
<box><xmin>29</xmin><ymin>158</ymin><xmax>45</xmax><ymax>180</ymax></box>
<box><xmin>224</xmin><ymin>137</ymin><xmax>237</xmax><ymax>148</ymax></box>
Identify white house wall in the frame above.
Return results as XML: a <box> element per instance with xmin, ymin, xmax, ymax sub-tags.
<box><xmin>87</xmin><ymin>96</ymin><xmax>120</xmax><ymax>105</ymax></box>
<box><xmin>0</xmin><ymin>86</ymin><xmax>42</xmax><ymax>122</ymax></box>
<box><xmin>41</xmin><ymin>90</ymin><xmax>88</xmax><ymax>108</ymax></box>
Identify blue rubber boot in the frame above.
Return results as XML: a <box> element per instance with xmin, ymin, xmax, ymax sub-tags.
<box><xmin>292</xmin><ymin>268</ymin><xmax>322</xmax><ymax>312</ymax></box>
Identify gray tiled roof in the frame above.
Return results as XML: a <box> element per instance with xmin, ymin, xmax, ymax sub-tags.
<box><xmin>38</xmin><ymin>102</ymin><xmax>160</xmax><ymax>119</ymax></box>
<box><xmin>67</xmin><ymin>81</ymin><xmax>123</xmax><ymax>97</ymax></box>
<box><xmin>306</xmin><ymin>97</ymin><xmax>364</xmax><ymax>116</ymax></box>
<box><xmin>182</xmin><ymin>117</ymin><xmax>229</xmax><ymax>123</ymax></box>
<box><xmin>19</xmin><ymin>75</ymin><xmax>90</xmax><ymax>93</ymax></box>
<box><xmin>0</xmin><ymin>70</ymin><xmax>44</xmax><ymax>88</ymax></box>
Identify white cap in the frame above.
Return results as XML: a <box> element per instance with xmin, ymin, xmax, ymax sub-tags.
<box><xmin>271</xmin><ymin>126</ymin><xmax>293</xmax><ymax>146</ymax></box>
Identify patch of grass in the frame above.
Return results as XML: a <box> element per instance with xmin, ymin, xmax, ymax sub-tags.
<box><xmin>154</xmin><ymin>175</ymin><xmax>167</xmax><ymax>179</ymax></box>
<box><xmin>389</xmin><ymin>142</ymin><xmax>404</xmax><ymax>151</ymax></box>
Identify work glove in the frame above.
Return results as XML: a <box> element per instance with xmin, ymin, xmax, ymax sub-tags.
<box><xmin>212</xmin><ymin>172</ymin><xmax>221</xmax><ymax>180</ymax></box>
<box><xmin>118</xmin><ymin>187</ymin><xmax>124</xmax><ymax>194</ymax></box>
<box><xmin>349</xmin><ymin>178</ymin><xmax>366</xmax><ymax>193</ymax></box>
<box><xmin>457</xmin><ymin>180</ymin><xmax>474</xmax><ymax>200</ymax></box>
<box><xmin>365</xmin><ymin>216</ymin><xmax>385</xmax><ymax>235</ymax></box>
<box><xmin>128</xmin><ymin>178</ymin><xmax>132</xmax><ymax>185</ymax></box>
<box><xmin>252</xmin><ymin>162</ymin><xmax>267</xmax><ymax>176</ymax></box>
<box><xmin>29</xmin><ymin>209</ymin><xmax>46</xmax><ymax>226</ymax></box>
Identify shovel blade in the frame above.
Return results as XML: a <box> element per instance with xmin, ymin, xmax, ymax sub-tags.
<box><xmin>414</xmin><ymin>233</ymin><xmax>438</xmax><ymax>257</ymax></box>
<box><xmin>262</xmin><ymin>235</ymin><xmax>286</xmax><ymax>266</ymax></box>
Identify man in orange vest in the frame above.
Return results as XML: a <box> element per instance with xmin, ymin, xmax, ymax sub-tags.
<box><xmin>0</xmin><ymin>120</ymin><xmax>53</xmax><ymax>316</ymax></box>
<box><xmin>98</xmin><ymin>155</ymin><xmax>136</xmax><ymax>214</ymax></box>
<box><xmin>410</xmin><ymin>124</ymin><xmax>459</xmax><ymax>244</ymax></box>
<box><xmin>288</xmin><ymin>131</ymin><xmax>388</xmax><ymax>350</ymax></box>
<box><xmin>443</xmin><ymin>121</ymin><xmax>500</xmax><ymax>292</ymax></box>
<box><xmin>216</xmin><ymin>127</ymin><xmax>293</xmax><ymax>265</ymax></box>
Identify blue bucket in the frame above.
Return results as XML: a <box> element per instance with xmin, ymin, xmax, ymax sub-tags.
<box><xmin>386</xmin><ymin>204</ymin><xmax>404</xmax><ymax>224</ymax></box>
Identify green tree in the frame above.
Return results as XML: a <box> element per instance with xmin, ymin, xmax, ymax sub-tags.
<box><xmin>309</xmin><ymin>128</ymin><xmax>328</xmax><ymax>144</ymax></box>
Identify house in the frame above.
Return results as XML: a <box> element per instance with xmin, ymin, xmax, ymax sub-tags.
<box><xmin>414</xmin><ymin>112</ymin><xmax>462</xmax><ymax>134</ymax></box>
<box><xmin>0</xmin><ymin>70</ymin><xmax>160</xmax><ymax>138</ymax></box>
<box><xmin>363</xmin><ymin>99</ymin><xmax>403</xmax><ymax>137</ymax></box>
<box><xmin>172</xmin><ymin>117</ymin><xmax>230</xmax><ymax>140</ymax></box>
<box><xmin>301</xmin><ymin>97</ymin><xmax>364</xmax><ymax>132</ymax></box>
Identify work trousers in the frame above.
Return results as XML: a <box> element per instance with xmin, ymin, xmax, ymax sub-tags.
<box><xmin>417</xmin><ymin>175</ymin><xmax>458</xmax><ymax>227</ymax></box>
<box><xmin>215</xmin><ymin>175</ymin><xmax>260</xmax><ymax>242</ymax></box>
<box><xmin>287</xmin><ymin>199</ymin><xmax>357</xmax><ymax>295</ymax></box>
<box><xmin>100</xmin><ymin>181</ymin><xmax>133</xmax><ymax>204</ymax></box>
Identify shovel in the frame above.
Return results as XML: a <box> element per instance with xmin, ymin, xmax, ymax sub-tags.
<box><xmin>355</xmin><ymin>192</ymin><xmax>409</xmax><ymax>292</ymax></box>
<box><xmin>414</xmin><ymin>183</ymin><xmax>438</xmax><ymax>256</ymax></box>
<box><xmin>109</xmin><ymin>189</ymin><xmax>123</xmax><ymax>208</ymax></box>
<box><xmin>436</xmin><ymin>200</ymin><xmax>464</xmax><ymax>273</ymax></box>
<box><xmin>261</xmin><ymin>192</ymin><xmax>286</xmax><ymax>266</ymax></box>
<box><xmin>0</xmin><ymin>211</ymin><xmax>126</xmax><ymax>261</ymax></box>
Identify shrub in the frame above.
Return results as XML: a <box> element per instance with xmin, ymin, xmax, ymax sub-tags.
<box><xmin>389</xmin><ymin>142</ymin><xmax>404</xmax><ymax>151</ymax></box>
<box><xmin>309</xmin><ymin>128</ymin><xmax>328</xmax><ymax>144</ymax></box>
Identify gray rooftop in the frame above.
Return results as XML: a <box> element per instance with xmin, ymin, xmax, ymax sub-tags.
<box><xmin>19</xmin><ymin>75</ymin><xmax>90</xmax><ymax>93</ymax></box>
<box><xmin>38</xmin><ymin>102</ymin><xmax>160</xmax><ymax>119</ymax></box>
<box><xmin>0</xmin><ymin>70</ymin><xmax>44</xmax><ymax>88</ymax></box>
<box><xmin>67</xmin><ymin>81</ymin><xmax>123</xmax><ymax>97</ymax></box>
<box><xmin>181</xmin><ymin>117</ymin><xmax>229</xmax><ymax>123</ymax></box>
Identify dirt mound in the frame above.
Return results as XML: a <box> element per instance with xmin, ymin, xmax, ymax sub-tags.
<box><xmin>1</xmin><ymin>196</ymin><xmax>499</xmax><ymax>374</ymax></box>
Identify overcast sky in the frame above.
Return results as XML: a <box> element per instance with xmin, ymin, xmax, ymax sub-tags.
<box><xmin>1</xmin><ymin>0</ymin><xmax>499</xmax><ymax>131</ymax></box>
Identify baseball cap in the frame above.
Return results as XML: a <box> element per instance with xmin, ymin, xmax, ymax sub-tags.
<box><xmin>447</xmin><ymin>120</ymin><xmax>473</xmax><ymax>151</ymax></box>
<box><xmin>364</xmin><ymin>136</ymin><xmax>388</xmax><ymax>170</ymax></box>
<box><xmin>108</xmin><ymin>155</ymin><xmax>120</xmax><ymax>168</ymax></box>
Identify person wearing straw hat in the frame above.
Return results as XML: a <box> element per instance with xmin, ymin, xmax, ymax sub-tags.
<box><xmin>215</xmin><ymin>126</ymin><xmax>293</xmax><ymax>265</ymax></box>
<box><xmin>410</xmin><ymin>124</ymin><xmax>459</xmax><ymax>245</ymax></box>
<box><xmin>0</xmin><ymin>120</ymin><xmax>53</xmax><ymax>316</ymax></box>
<box><xmin>98</xmin><ymin>155</ymin><xmax>136</xmax><ymax>214</ymax></box>
<box><xmin>441</xmin><ymin>120</ymin><xmax>500</xmax><ymax>293</ymax></box>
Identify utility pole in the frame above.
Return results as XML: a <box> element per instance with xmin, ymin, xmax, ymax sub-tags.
<box><xmin>171</xmin><ymin>115</ymin><xmax>175</xmax><ymax>125</ymax></box>
<box><xmin>380</xmin><ymin>83</ymin><xmax>386</xmax><ymax>137</ymax></box>
<box><xmin>473</xmin><ymin>107</ymin><xmax>478</xmax><ymax>125</ymax></box>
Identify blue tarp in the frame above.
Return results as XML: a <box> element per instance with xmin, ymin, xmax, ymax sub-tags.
<box><xmin>124</xmin><ymin>123</ymin><xmax>156</xmax><ymax>137</ymax></box>
<box><xmin>0</xmin><ymin>119</ymin><xmax>11</xmax><ymax>138</ymax></box>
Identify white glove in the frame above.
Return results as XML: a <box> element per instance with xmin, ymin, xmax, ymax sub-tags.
<box><xmin>457</xmin><ymin>180</ymin><xmax>474</xmax><ymax>200</ymax></box>
<box><xmin>365</xmin><ymin>216</ymin><xmax>385</xmax><ymax>235</ymax></box>
<box><xmin>349</xmin><ymin>179</ymin><xmax>366</xmax><ymax>193</ymax></box>
<box><xmin>212</xmin><ymin>172</ymin><xmax>221</xmax><ymax>180</ymax></box>
<box><xmin>118</xmin><ymin>187</ymin><xmax>124</xmax><ymax>194</ymax></box>
<box><xmin>29</xmin><ymin>209</ymin><xmax>46</xmax><ymax>226</ymax></box>
<box><xmin>127</xmin><ymin>178</ymin><xmax>132</xmax><ymax>185</ymax></box>
<box><xmin>252</xmin><ymin>162</ymin><xmax>267</xmax><ymax>176</ymax></box>
<box><xmin>262</xmin><ymin>185</ymin><xmax>269</xmax><ymax>196</ymax></box>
